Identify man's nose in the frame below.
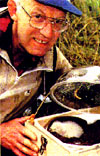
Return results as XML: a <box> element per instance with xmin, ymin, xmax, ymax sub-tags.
<box><xmin>40</xmin><ymin>23</ymin><xmax>53</xmax><ymax>38</ymax></box>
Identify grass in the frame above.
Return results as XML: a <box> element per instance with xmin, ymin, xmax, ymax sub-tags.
<box><xmin>57</xmin><ymin>0</ymin><xmax>100</xmax><ymax>67</ymax></box>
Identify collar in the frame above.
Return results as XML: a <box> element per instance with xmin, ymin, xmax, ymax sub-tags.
<box><xmin>0</xmin><ymin>48</ymin><xmax>54</xmax><ymax>75</ymax></box>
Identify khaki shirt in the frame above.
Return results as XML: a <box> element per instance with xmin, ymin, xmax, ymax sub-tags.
<box><xmin>0</xmin><ymin>47</ymin><xmax>72</xmax><ymax>123</ymax></box>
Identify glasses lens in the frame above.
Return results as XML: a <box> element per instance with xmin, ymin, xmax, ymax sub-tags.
<box><xmin>30</xmin><ymin>13</ymin><xmax>68</xmax><ymax>32</ymax></box>
<box><xmin>53</xmin><ymin>19</ymin><xmax>68</xmax><ymax>32</ymax></box>
<box><xmin>30</xmin><ymin>13</ymin><xmax>46</xmax><ymax>29</ymax></box>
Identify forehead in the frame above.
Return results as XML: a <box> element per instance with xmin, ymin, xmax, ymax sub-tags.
<box><xmin>21</xmin><ymin>0</ymin><xmax>65</xmax><ymax>17</ymax></box>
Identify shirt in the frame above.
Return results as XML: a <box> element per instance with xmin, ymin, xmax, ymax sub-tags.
<box><xmin>0</xmin><ymin>48</ymin><xmax>72</xmax><ymax>123</ymax></box>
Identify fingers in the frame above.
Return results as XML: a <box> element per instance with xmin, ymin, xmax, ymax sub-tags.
<box><xmin>14</xmin><ymin>142</ymin><xmax>38</xmax><ymax>156</ymax></box>
<box><xmin>23</xmin><ymin>138</ymin><xmax>39</xmax><ymax>152</ymax></box>
<box><xmin>13</xmin><ymin>119</ymin><xmax>38</xmax><ymax>153</ymax></box>
<box><xmin>9</xmin><ymin>136</ymin><xmax>38</xmax><ymax>156</ymax></box>
<box><xmin>11</xmin><ymin>146</ymin><xmax>26</xmax><ymax>156</ymax></box>
<box><xmin>16</xmin><ymin>116</ymin><xmax>33</xmax><ymax>124</ymax></box>
<box><xmin>1</xmin><ymin>139</ymin><xmax>12</xmax><ymax>150</ymax></box>
<box><xmin>20</xmin><ymin>126</ymin><xmax>37</xmax><ymax>141</ymax></box>
<box><xmin>1</xmin><ymin>117</ymin><xmax>38</xmax><ymax>156</ymax></box>
<box><xmin>17</xmin><ymin>134</ymin><xmax>38</xmax><ymax>152</ymax></box>
<box><xmin>14</xmin><ymin>125</ymin><xmax>39</xmax><ymax>153</ymax></box>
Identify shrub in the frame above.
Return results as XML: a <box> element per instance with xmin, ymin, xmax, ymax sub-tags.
<box><xmin>57</xmin><ymin>0</ymin><xmax>100</xmax><ymax>67</ymax></box>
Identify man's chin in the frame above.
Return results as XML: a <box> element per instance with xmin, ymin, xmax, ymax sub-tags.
<box><xmin>28</xmin><ymin>50</ymin><xmax>47</xmax><ymax>57</ymax></box>
<box><xmin>18</xmin><ymin>44</ymin><xmax>48</xmax><ymax>56</ymax></box>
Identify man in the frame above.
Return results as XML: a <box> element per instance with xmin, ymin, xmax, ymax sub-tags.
<box><xmin>0</xmin><ymin>0</ymin><xmax>82</xmax><ymax>155</ymax></box>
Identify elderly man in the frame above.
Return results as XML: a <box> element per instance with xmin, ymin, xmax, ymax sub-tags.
<box><xmin>0</xmin><ymin>0</ymin><xmax>82</xmax><ymax>155</ymax></box>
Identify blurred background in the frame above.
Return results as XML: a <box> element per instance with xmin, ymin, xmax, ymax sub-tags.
<box><xmin>57</xmin><ymin>0</ymin><xmax>100</xmax><ymax>67</ymax></box>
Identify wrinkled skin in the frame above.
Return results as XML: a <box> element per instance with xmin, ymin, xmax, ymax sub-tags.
<box><xmin>0</xmin><ymin>116</ymin><xmax>39</xmax><ymax>156</ymax></box>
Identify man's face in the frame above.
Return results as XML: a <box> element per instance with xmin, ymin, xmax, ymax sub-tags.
<box><xmin>13</xmin><ymin>0</ymin><xmax>66</xmax><ymax>56</ymax></box>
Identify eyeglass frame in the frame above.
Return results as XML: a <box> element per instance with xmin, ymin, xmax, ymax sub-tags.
<box><xmin>21</xmin><ymin>6</ymin><xmax>69</xmax><ymax>32</ymax></box>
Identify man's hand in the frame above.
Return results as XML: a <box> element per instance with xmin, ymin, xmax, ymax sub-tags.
<box><xmin>0</xmin><ymin>116</ymin><xmax>39</xmax><ymax>156</ymax></box>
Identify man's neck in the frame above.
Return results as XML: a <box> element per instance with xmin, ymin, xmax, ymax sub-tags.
<box><xmin>12</xmin><ymin>47</ymin><xmax>40</xmax><ymax>76</ymax></box>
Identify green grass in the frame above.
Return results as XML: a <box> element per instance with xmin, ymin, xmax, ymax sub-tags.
<box><xmin>57</xmin><ymin>0</ymin><xmax>100</xmax><ymax>67</ymax></box>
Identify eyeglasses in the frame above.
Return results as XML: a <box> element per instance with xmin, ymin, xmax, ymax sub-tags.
<box><xmin>21</xmin><ymin>6</ymin><xmax>69</xmax><ymax>32</ymax></box>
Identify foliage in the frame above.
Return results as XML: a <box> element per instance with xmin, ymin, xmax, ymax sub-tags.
<box><xmin>57</xmin><ymin>0</ymin><xmax>100</xmax><ymax>67</ymax></box>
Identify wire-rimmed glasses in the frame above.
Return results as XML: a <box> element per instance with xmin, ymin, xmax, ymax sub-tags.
<box><xmin>21</xmin><ymin>6</ymin><xmax>69</xmax><ymax>32</ymax></box>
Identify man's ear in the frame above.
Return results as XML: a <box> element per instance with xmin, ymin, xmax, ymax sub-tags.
<box><xmin>7</xmin><ymin>0</ymin><xmax>17</xmax><ymax>21</ymax></box>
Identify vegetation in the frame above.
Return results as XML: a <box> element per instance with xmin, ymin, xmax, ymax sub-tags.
<box><xmin>57</xmin><ymin>0</ymin><xmax>100</xmax><ymax>67</ymax></box>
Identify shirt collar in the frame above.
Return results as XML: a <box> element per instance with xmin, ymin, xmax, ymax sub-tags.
<box><xmin>0</xmin><ymin>48</ymin><xmax>54</xmax><ymax>73</ymax></box>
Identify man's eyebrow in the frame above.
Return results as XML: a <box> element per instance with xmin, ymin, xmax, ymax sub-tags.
<box><xmin>30</xmin><ymin>7</ymin><xmax>44</xmax><ymax>14</ymax></box>
<box><xmin>30</xmin><ymin>7</ymin><xmax>66</xmax><ymax>19</ymax></box>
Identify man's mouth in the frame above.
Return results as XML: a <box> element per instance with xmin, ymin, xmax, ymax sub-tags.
<box><xmin>33</xmin><ymin>38</ymin><xmax>48</xmax><ymax>44</ymax></box>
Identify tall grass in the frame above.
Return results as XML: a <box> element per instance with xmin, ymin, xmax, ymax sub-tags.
<box><xmin>57</xmin><ymin>0</ymin><xmax>100</xmax><ymax>67</ymax></box>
